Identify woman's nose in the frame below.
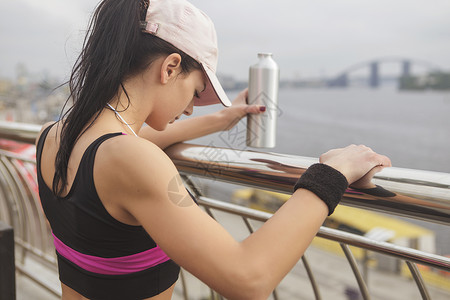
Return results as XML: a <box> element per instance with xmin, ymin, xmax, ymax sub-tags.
<box><xmin>184</xmin><ymin>100</ymin><xmax>194</xmax><ymax>116</ymax></box>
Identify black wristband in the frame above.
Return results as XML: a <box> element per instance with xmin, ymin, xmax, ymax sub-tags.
<box><xmin>293</xmin><ymin>163</ymin><xmax>348</xmax><ymax>216</ymax></box>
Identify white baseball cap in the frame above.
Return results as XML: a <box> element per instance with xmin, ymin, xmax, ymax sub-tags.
<box><xmin>141</xmin><ymin>0</ymin><xmax>232</xmax><ymax>107</ymax></box>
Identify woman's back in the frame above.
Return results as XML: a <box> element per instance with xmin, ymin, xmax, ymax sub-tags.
<box><xmin>36</xmin><ymin>122</ymin><xmax>180</xmax><ymax>299</ymax></box>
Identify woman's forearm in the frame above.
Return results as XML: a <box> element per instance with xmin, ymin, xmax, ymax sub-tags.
<box><xmin>139</xmin><ymin>112</ymin><xmax>226</xmax><ymax>149</ymax></box>
<box><xmin>139</xmin><ymin>89</ymin><xmax>264</xmax><ymax>149</ymax></box>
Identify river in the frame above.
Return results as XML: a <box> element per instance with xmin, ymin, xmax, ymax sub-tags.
<box><xmin>191</xmin><ymin>87</ymin><xmax>450</xmax><ymax>173</ymax></box>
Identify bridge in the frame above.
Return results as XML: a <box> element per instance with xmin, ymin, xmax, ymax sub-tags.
<box><xmin>327</xmin><ymin>57</ymin><xmax>440</xmax><ymax>88</ymax></box>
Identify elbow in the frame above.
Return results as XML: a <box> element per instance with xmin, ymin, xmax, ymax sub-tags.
<box><xmin>221</xmin><ymin>264</ymin><xmax>273</xmax><ymax>300</ymax></box>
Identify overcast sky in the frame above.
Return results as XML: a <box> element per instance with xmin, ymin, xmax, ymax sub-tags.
<box><xmin>1</xmin><ymin>0</ymin><xmax>450</xmax><ymax>81</ymax></box>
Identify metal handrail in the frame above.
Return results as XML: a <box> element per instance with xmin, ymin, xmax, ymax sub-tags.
<box><xmin>0</xmin><ymin>121</ymin><xmax>41</xmax><ymax>144</ymax></box>
<box><xmin>1</xmin><ymin>120</ymin><xmax>449</xmax><ymax>224</ymax></box>
<box><xmin>165</xmin><ymin>143</ymin><xmax>450</xmax><ymax>225</ymax></box>
<box><xmin>1</xmin><ymin>121</ymin><xmax>450</xmax><ymax>300</ymax></box>
<box><xmin>194</xmin><ymin>195</ymin><xmax>449</xmax><ymax>272</ymax></box>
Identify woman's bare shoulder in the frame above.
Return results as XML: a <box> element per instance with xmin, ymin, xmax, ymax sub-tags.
<box><xmin>35</xmin><ymin>121</ymin><xmax>58</xmax><ymax>145</ymax></box>
<box><xmin>98</xmin><ymin>134</ymin><xmax>173</xmax><ymax>166</ymax></box>
<box><xmin>94</xmin><ymin>135</ymin><xmax>179</xmax><ymax>193</ymax></box>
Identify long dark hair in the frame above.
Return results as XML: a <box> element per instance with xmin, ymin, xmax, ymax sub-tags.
<box><xmin>54</xmin><ymin>0</ymin><xmax>201</xmax><ymax>197</ymax></box>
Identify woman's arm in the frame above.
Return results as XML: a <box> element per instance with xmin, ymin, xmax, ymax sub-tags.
<box><xmin>139</xmin><ymin>89</ymin><xmax>265</xmax><ymax>149</ymax></box>
<box><xmin>97</xmin><ymin>137</ymin><xmax>390</xmax><ymax>300</ymax></box>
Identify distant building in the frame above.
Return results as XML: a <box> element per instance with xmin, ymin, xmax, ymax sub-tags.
<box><xmin>0</xmin><ymin>78</ymin><xmax>13</xmax><ymax>94</ymax></box>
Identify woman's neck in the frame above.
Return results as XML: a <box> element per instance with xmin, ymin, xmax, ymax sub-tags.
<box><xmin>107</xmin><ymin>79</ymin><xmax>155</xmax><ymax>135</ymax></box>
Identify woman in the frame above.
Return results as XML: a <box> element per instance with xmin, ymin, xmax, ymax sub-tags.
<box><xmin>36</xmin><ymin>0</ymin><xmax>391</xmax><ymax>299</ymax></box>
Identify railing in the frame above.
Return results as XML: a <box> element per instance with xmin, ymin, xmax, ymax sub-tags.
<box><xmin>0</xmin><ymin>122</ymin><xmax>60</xmax><ymax>297</ymax></box>
<box><xmin>0</xmin><ymin>121</ymin><xmax>449</xmax><ymax>300</ymax></box>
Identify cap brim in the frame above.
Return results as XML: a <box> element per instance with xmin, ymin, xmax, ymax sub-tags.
<box><xmin>194</xmin><ymin>63</ymin><xmax>232</xmax><ymax>107</ymax></box>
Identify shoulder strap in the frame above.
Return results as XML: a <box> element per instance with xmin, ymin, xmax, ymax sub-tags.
<box><xmin>78</xmin><ymin>132</ymin><xmax>124</xmax><ymax>191</ymax></box>
<box><xmin>84</xmin><ymin>133</ymin><xmax>124</xmax><ymax>162</ymax></box>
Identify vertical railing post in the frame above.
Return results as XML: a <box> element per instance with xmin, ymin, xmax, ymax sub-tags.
<box><xmin>0</xmin><ymin>221</ymin><xmax>16</xmax><ymax>300</ymax></box>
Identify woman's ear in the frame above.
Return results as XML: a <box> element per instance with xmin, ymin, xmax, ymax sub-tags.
<box><xmin>160</xmin><ymin>53</ymin><xmax>182</xmax><ymax>84</ymax></box>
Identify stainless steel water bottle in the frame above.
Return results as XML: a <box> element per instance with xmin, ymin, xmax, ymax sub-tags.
<box><xmin>247</xmin><ymin>53</ymin><xmax>279</xmax><ymax>148</ymax></box>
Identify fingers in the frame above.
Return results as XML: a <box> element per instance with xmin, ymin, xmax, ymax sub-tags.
<box><xmin>366</xmin><ymin>149</ymin><xmax>391</xmax><ymax>169</ymax></box>
<box><xmin>379</xmin><ymin>154</ymin><xmax>392</xmax><ymax>167</ymax></box>
<box><xmin>229</xmin><ymin>88</ymin><xmax>265</xmax><ymax>115</ymax></box>
<box><xmin>353</xmin><ymin>144</ymin><xmax>390</xmax><ymax>169</ymax></box>
<box><xmin>245</xmin><ymin>105</ymin><xmax>266</xmax><ymax>114</ymax></box>
<box><xmin>319</xmin><ymin>144</ymin><xmax>391</xmax><ymax>184</ymax></box>
<box><xmin>231</xmin><ymin>88</ymin><xmax>249</xmax><ymax>105</ymax></box>
<box><xmin>220</xmin><ymin>101</ymin><xmax>265</xmax><ymax>131</ymax></box>
<box><xmin>241</xmin><ymin>88</ymin><xmax>249</xmax><ymax>100</ymax></box>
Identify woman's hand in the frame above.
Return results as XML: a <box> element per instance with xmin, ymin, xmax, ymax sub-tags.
<box><xmin>139</xmin><ymin>89</ymin><xmax>265</xmax><ymax>149</ymax></box>
<box><xmin>319</xmin><ymin>144</ymin><xmax>391</xmax><ymax>186</ymax></box>
<box><xmin>217</xmin><ymin>88</ymin><xmax>266</xmax><ymax>130</ymax></box>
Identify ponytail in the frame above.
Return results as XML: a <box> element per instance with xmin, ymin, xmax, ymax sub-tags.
<box><xmin>54</xmin><ymin>0</ymin><xmax>201</xmax><ymax>197</ymax></box>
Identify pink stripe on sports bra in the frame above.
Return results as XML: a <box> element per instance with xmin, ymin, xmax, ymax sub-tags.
<box><xmin>52</xmin><ymin>233</ymin><xmax>171</xmax><ymax>275</ymax></box>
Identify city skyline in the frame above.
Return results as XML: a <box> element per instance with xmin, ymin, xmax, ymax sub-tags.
<box><xmin>1</xmin><ymin>0</ymin><xmax>450</xmax><ymax>81</ymax></box>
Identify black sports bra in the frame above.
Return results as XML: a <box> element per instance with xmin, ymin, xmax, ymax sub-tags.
<box><xmin>36</xmin><ymin>124</ymin><xmax>180</xmax><ymax>299</ymax></box>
